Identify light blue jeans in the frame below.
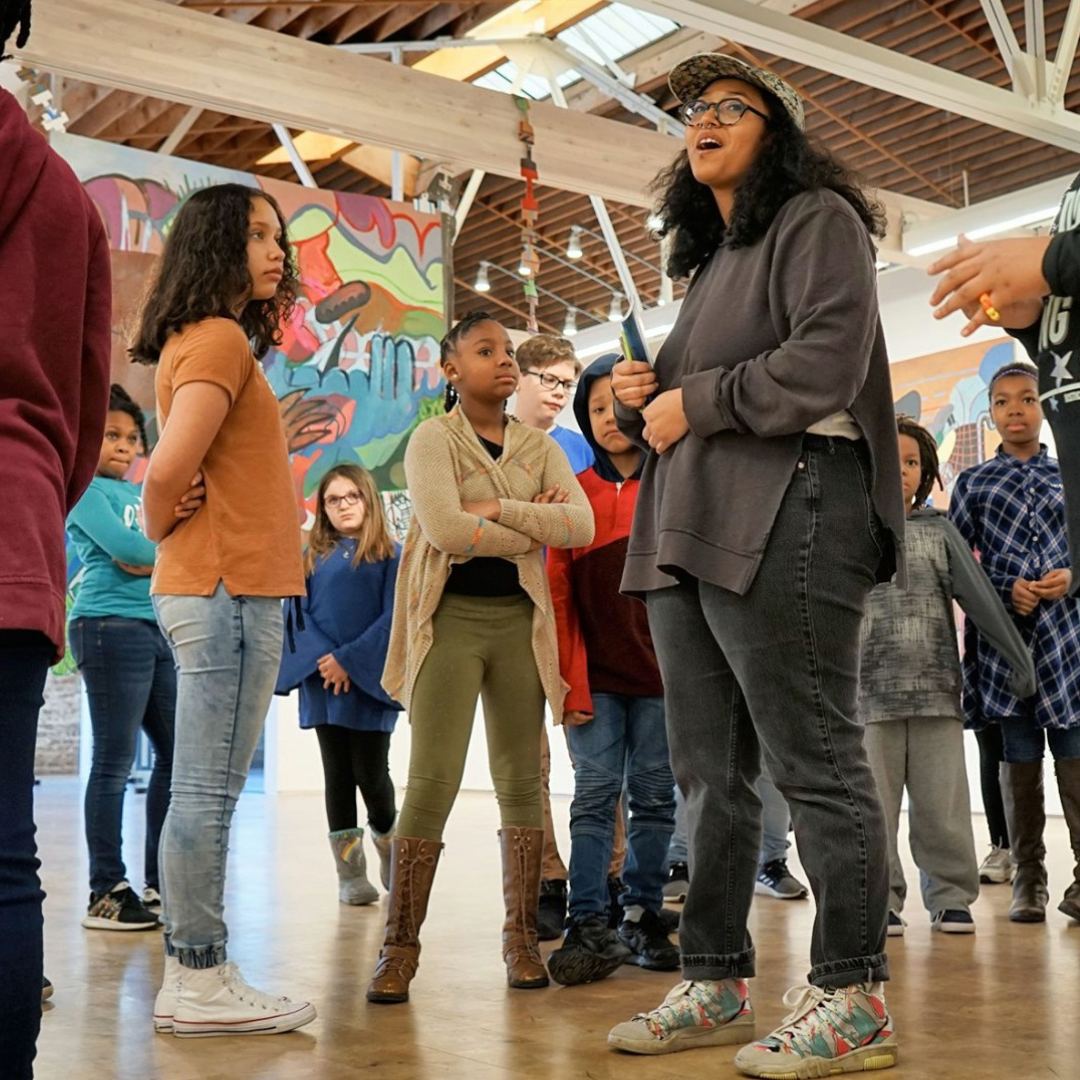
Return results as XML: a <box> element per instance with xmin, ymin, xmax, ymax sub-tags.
<box><xmin>154</xmin><ymin>584</ymin><xmax>283</xmax><ymax>969</ymax></box>
<box><xmin>669</xmin><ymin>770</ymin><xmax>792</xmax><ymax>867</ymax></box>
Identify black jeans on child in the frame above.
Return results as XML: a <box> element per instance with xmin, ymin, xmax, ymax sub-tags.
<box><xmin>0</xmin><ymin>631</ymin><xmax>53</xmax><ymax>1080</ymax></box>
<box><xmin>646</xmin><ymin>436</ymin><xmax>890</xmax><ymax>988</ymax></box>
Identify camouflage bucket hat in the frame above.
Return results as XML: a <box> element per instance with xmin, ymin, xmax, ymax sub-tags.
<box><xmin>669</xmin><ymin>54</ymin><xmax>805</xmax><ymax>131</ymax></box>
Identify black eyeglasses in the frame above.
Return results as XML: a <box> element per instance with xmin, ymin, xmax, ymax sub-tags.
<box><xmin>679</xmin><ymin>98</ymin><xmax>770</xmax><ymax>127</ymax></box>
<box><xmin>523</xmin><ymin>370</ymin><xmax>577</xmax><ymax>394</ymax></box>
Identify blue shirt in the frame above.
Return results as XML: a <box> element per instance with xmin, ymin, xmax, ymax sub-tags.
<box><xmin>66</xmin><ymin>476</ymin><xmax>157</xmax><ymax>622</ymax></box>
<box><xmin>275</xmin><ymin>539</ymin><xmax>402</xmax><ymax>733</ymax></box>
<box><xmin>550</xmin><ymin>424</ymin><xmax>594</xmax><ymax>474</ymax></box>
<box><xmin>950</xmin><ymin>447</ymin><xmax>1080</xmax><ymax>730</ymax></box>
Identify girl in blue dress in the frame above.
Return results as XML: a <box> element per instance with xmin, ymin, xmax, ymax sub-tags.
<box><xmin>276</xmin><ymin>463</ymin><xmax>402</xmax><ymax>904</ymax></box>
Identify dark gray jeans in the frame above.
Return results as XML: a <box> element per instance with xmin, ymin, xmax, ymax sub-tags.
<box><xmin>646</xmin><ymin>436</ymin><xmax>890</xmax><ymax>988</ymax></box>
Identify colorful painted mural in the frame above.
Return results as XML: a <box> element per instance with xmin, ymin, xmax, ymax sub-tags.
<box><xmin>54</xmin><ymin>134</ymin><xmax>445</xmax><ymax>669</ymax></box>
<box><xmin>888</xmin><ymin>336</ymin><xmax>1028</xmax><ymax>504</ymax></box>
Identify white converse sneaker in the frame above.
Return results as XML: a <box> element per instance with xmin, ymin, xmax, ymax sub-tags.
<box><xmin>153</xmin><ymin>955</ymin><xmax>182</xmax><ymax>1033</ymax></box>
<box><xmin>171</xmin><ymin>962</ymin><xmax>316</xmax><ymax>1038</ymax></box>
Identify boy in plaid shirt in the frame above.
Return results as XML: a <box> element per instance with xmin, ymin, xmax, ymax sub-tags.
<box><xmin>949</xmin><ymin>361</ymin><xmax>1080</xmax><ymax>925</ymax></box>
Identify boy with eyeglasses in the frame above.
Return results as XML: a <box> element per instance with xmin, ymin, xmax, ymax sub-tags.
<box><xmin>515</xmin><ymin>335</ymin><xmax>594</xmax><ymax>473</ymax></box>
<box><xmin>514</xmin><ymin>334</ymin><xmax>596</xmax><ymax>939</ymax></box>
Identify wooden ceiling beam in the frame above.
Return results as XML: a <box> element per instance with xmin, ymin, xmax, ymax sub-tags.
<box><xmin>18</xmin><ymin>0</ymin><xmax>677</xmax><ymax>208</ymax></box>
<box><xmin>365</xmin><ymin>1</ymin><xmax>442</xmax><ymax>42</ymax></box>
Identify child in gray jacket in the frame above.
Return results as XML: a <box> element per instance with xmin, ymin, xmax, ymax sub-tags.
<box><xmin>860</xmin><ymin>416</ymin><xmax>1036</xmax><ymax>936</ymax></box>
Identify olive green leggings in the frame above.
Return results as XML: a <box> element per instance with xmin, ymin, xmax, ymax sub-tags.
<box><xmin>397</xmin><ymin>593</ymin><xmax>546</xmax><ymax>842</ymax></box>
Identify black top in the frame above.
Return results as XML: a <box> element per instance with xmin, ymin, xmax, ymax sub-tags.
<box><xmin>443</xmin><ymin>434</ymin><xmax>527</xmax><ymax>597</ymax></box>
<box><xmin>1012</xmin><ymin>170</ymin><xmax>1080</xmax><ymax>594</ymax></box>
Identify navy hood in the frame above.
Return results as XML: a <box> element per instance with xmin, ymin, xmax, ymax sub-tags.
<box><xmin>573</xmin><ymin>352</ymin><xmax>645</xmax><ymax>483</ymax></box>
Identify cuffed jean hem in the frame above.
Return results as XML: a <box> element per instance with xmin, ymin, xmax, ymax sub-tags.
<box><xmin>166</xmin><ymin>940</ymin><xmax>228</xmax><ymax>969</ymax></box>
<box><xmin>682</xmin><ymin>947</ymin><xmax>756</xmax><ymax>981</ymax></box>
<box><xmin>808</xmin><ymin>952</ymin><xmax>889</xmax><ymax>989</ymax></box>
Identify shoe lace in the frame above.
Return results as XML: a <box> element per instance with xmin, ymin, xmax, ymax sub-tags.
<box><xmin>636</xmin><ymin>980</ymin><xmax>743</xmax><ymax>1039</ymax></box>
<box><xmin>220</xmin><ymin>963</ymin><xmax>291</xmax><ymax>1010</ymax></box>
<box><xmin>764</xmin><ymin>985</ymin><xmax>883</xmax><ymax>1058</ymax></box>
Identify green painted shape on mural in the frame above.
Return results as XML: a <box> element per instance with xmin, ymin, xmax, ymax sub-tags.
<box><xmin>323</xmin><ymin>233</ymin><xmax>443</xmax><ymax>308</ymax></box>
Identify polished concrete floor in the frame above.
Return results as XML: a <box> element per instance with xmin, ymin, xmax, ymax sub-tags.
<box><xmin>33</xmin><ymin>777</ymin><xmax>1079</xmax><ymax>1080</ymax></box>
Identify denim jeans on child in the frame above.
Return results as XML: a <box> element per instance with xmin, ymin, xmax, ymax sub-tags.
<box><xmin>669</xmin><ymin>770</ymin><xmax>792</xmax><ymax>866</ymax></box>
<box><xmin>1000</xmin><ymin>715</ymin><xmax>1080</xmax><ymax>763</ymax></box>
<box><xmin>0</xmin><ymin>631</ymin><xmax>52</xmax><ymax>1080</ymax></box>
<box><xmin>646</xmin><ymin>437</ymin><xmax>890</xmax><ymax>988</ymax></box>
<box><xmin>565</xmin><ymin>693</ymin><xmax>675</xmax><ymax>920</ymax></box>
<box><xmin>154</xmin><ymin>584</ymin><xmax>283</xmax><ymax>968</ymax></box>
<box><xmin>71</xmin><ymin>616</ymin><xmax>176</xmax><ymax>896</ymax></box>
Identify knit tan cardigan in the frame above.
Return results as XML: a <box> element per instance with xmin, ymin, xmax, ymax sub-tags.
<box><xmin>382</xmin><ymin>408</ymin><xmax>595</xmax><ymax>724</ymax></box>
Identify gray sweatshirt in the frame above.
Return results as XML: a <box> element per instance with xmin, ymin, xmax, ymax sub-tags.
<box><xmin>859</xmin><ymin>508</ymin><xmax>1036</xmax><ymax>723</ymax></box>
<box><xmin>616</xmin><ymin>188</ymin><xmax>905</xmax><ymax>597</ymax></box>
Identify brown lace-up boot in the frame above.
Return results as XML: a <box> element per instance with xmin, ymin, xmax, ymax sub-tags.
<box><xmin>366</xmin><ymin>837</ymin><xmax>442</xmax><ymax>1003</ymax></box>
<box><xmin>499</xmin><ymin>826</ymin><xmax>550</xmax><ymax>989</ymax></box>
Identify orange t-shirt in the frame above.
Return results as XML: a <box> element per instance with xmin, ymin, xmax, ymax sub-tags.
<box><xmin>151</xmin><ymin>318</ymin><xmax>304</xmax><ymax>599</ymax></box>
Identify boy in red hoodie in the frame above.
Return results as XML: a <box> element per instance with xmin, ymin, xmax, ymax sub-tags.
<box><xmin>1</xmin><ymin>6</ymin><xmax>112</xmax><ymax>1074</ymax></box>
<box><xmin>546</xmin><ymin>354</ymin><xmax>678</xmax><ymax>985</ymax></box>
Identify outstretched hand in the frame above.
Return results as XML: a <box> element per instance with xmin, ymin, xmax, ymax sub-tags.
<box><xmin>928</xmin><ymin>235</ymin><xmax>1050</xmax><ymax>337</ymax></box>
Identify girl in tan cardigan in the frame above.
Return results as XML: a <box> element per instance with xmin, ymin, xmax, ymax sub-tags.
<box><xmin>368</xmin><ymin>312</ymin><xmax>594</xmax><ymax>1004</ymax></box>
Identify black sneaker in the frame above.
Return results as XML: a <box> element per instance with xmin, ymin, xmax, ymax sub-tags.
<box><xmin>617</xmin><ymin>909</ymin><xmax>681</xmax><ymax>971</ymax></box>
<box><xmin>932</xmin><ymin>909</ymin><xmax>975</xmax><ymax>934</ymax></box>
<box><xmin>537</xmin><ymin>879</ymin><xmax>567</xmax><ymax>942</ymax></box>
<box><xmin>81</xmin><ymin>882</ymin><xmax>160</xmax><ymax>931</ymax></box>
<box><xmin>754</xmin><ymin>859</ymin><xmax>809</xmax><ymax>899</ymax></box>
<box><xmin>547</xmin><ymin>915</ymin><xmax>632</xmax><ymax>986</ymax></box>
<box><xmin>663</xmin><ymin>861</ymin><xmax>689</xmax><ymax>903</ymax></box>
<box><xmin>657</xmin><ymin>906</ymin><xmax>680</xmax><ymax>934</ymax></box>
<box><xmin>606</xmin><ymin>876</ymin><xmax>625</xmax><ymax>929</ymax></box>
<box><xmin>142</xmin><ymin>887</ymin><xmax>162</xmax><ymax>914</ymax></box>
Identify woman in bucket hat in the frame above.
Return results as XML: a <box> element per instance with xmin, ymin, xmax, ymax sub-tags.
<box><xmin>605</xmin><ymin>54</ymin><xmax>905</xmax><ymax>1077</ymax></box>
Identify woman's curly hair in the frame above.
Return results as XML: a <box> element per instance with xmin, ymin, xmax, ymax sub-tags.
<box><xmin>130</xmin><ymin>183</ymin><xmax>298</xmax><ymax>365</ymax></box>
<box><xmin>652</xmin><ymin>90</ymin><xmax>886</xmax><ymax>279</ymax></box>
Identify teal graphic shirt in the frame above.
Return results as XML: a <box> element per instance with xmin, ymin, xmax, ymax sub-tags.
<box><xmin>66</xmin><ymin>476</ymin><xmax>157</xmax><ymax>622</ymax></box>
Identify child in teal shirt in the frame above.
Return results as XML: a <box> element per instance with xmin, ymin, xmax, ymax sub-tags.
<box><xmin>67</xmin><ymin>385</ymin><xmax>175</xmax><ymax>931</ymax></box>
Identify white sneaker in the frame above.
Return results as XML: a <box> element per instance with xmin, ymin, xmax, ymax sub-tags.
<box><xmin>153</xmin><ymin>955</ymin><xmax>182</xmax><ymax>1033</ymax></box>
<box><xmin>979</xmin><ymin>845</ymin><xmax>1014</xmax><ymax>884</ymax></box>
<box><xmin>171</xmin><ymin>962</ymin><xmax>316</xmax><ymax>1038</ymax></box>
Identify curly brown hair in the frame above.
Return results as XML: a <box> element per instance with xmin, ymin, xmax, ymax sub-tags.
<box><xmin>129</xmin><ymin>184</ymin><xmax>299</xmax><ymax>365</ymax></box>
<box><xmin>652</xmin><ymin>91</ymin><xmax>885</xmax><ymax>279</ymax></box>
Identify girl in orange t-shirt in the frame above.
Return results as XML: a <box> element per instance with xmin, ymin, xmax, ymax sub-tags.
<box><xmin>133</xmin><ymin>184</ymin><xmax>312</xmax><ymax>1039</ymax></box>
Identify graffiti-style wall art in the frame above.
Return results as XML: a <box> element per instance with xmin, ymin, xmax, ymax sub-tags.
<box><xmin>54</xmin><ymin>134</ymin><xmax>444</xmax><ymax>668</ymax></box>
<box><xmin>56</xmin><ymin>133</ymin><xmax>446</xmax><ymax>513</ymax></box>
<box><xmin>889</xmin><ymin>336</ymin><xmax>1029</xmax><ymax>504</ymax></box>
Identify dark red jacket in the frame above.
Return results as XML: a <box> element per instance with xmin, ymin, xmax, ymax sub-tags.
<box><xmin>0</xmin><ymin>89</ymin><xmax>112</xmax><ymax>656</ymax></box>
<box><xmin>547</xmin><ymin>353</ymin><xmax>663</xmax><ymax>715</ymax></box>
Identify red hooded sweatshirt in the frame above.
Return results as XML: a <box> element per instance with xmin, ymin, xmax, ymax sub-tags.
<box><xmin>0</xmin><ymin>89</ymin><xmax>112</xmax><ymax>657</ymax></box>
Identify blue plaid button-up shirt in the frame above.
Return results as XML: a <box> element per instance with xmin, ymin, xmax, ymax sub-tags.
<box><xmin>949</xmin><ymin>446</ymin><xmax>1080</xmax><ymax>730</ymax></box>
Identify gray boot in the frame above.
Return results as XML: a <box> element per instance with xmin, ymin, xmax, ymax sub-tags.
<box><xmin>329</xmin><ymin>828</ymin><xmax>379</xmax><ymax>906</ymax></box>
<box><xmin>370</xmin><ymin>819</ymin><xmax>395</xmax><ymax>891</ymax></box>
<box><xmin>1055</xmin><ymin>758</ymin><xmax>1080</xmax><ymax>921</ymax></box>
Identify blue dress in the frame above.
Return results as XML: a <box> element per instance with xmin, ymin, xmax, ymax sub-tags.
<box><xmin>275</xmin><ymin>540</ymin><xmax>402</xmax><ymax>732</ymax></box>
